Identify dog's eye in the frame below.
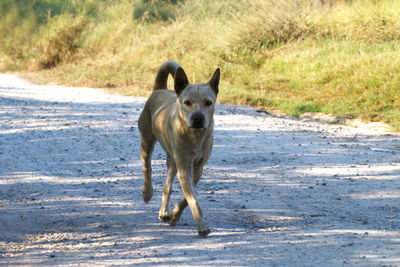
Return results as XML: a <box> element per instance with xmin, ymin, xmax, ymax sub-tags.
<box><xmin>184</xmin><ymin>100</ymin><xmax>192</xmax><ymax>106</ymax></box>
<box><xmin>205</xmin><ymin>100</ymin><xmax>213</xmax><ymax>106</ymax></box>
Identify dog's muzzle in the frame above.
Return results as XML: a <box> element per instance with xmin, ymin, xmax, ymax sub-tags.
<box><xmin>190</xmin><ymin>112</ymin><xmax>206</xmax><ymax>129</ymax></box>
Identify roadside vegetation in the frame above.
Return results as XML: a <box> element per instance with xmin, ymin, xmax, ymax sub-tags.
<box><xmin>1</xmin><ymin>0</ymin><xmax>400</xmax><ymax>130</ymax></box>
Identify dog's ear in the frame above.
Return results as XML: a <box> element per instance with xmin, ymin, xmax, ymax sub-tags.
<box><xmin>174</xmin><ymin>67</ymin><xmax>189</xmax><ymax>96</ymax></box>
<box><xmin>208</xmin><ymin>68</ymin><xmax>220</xmax><ymax>96</ymax></box>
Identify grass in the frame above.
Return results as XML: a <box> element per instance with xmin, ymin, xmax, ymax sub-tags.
<box><xmin>1</xmin><ymin>0</ymin><xmax>400</xmax><ymax>131</ymax></box>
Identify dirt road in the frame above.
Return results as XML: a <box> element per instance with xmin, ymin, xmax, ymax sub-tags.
<box><xmin>1</xmin><ymin>74</ymin><xmax>399</xmax><ymax>266</ymax></box>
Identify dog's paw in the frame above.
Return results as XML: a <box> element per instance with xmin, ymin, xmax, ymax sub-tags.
<box><xmin>198</xmin><ymin>228</ymin><xmax>211</xmax><ymax>237</ymax></box>
<box><xmin>169</xmin><ymin>209</ymin><xmax>184</xmax><ymax>225</ymax></box>
<box><xmin>141</xmin><ymin>186</ymin><xmax>153</xmax><ymax>203</ymax></box>
<box><xmin>158</xmin><ymin>214</ymin><xmax>171</xmax><ymax>223</ymax></box>
<box><xmin>169</xmin><ymin>215</ymin><xmax>179</xmax><ymax>226</ymax></box>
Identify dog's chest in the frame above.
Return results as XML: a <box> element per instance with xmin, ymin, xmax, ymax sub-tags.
<box><xmin>185</xmin><ymin>130</ymin><xmax>212</xmax><ymax>160</ymax></box>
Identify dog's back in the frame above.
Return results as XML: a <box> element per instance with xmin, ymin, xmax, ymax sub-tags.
<box><xmin>138</xmin><ymin>62</ymin><xmax>180</xmax><ymax>140</ymax></box>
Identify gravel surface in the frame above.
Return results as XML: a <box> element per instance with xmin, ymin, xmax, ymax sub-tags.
<box><xmin>1</xmin><ymin>74</ymin><xmax>399</xmax><ymax>266</ymax></box>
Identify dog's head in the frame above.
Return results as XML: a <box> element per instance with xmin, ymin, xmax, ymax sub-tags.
<box><xmin>174</xmin><ymin>67</ymin><xmax>220</xmax><ymax>129</ymax></box>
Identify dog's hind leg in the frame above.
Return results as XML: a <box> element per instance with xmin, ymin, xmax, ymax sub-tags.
<box><xmin>169</xmin><ymin>198</ymin><xmax>187</xmax><ymax>226</ymax></box>
<box><xmin>140</xmin><ymin>136</ymin><xmax>156</xmax><ymax>203</ymax></box>
<box><xmin>192</xmin><ymin>162</ymin><xmax>204</xmax><ymax>186</ymax></box>
<box><xmin>159</xmin><ymin>155</ymin><xmax>177</xmax><ymax>222</ymax></box>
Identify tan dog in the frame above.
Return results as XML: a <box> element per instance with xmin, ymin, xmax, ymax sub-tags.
<box><xmin>138</xmin><ymin>61</ymin><xmax>220</xmax><ymax>236</ymax></box>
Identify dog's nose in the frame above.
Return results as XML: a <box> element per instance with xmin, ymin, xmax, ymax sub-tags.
<box><xmin>191</xmin><ymin>113</ymin><xmax>205</xmax><ymax>128</ymax></box>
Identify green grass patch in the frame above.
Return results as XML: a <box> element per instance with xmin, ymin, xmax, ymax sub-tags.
<box><xmin>1</xmin><ymin>0</ymin><xmax>400</xmax><ymax>131</ymax></box>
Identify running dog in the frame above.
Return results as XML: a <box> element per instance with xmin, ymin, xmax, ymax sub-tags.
<box><xmin>138</xmin><ymin>61</ymin><xmax>220</xmax><ymax>236</ymax></box>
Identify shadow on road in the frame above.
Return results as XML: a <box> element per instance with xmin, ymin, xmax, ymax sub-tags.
<box><xmin>1</xmin><ymin>88</ymin><xmax>399</xmax><ymax>265</ymax></box>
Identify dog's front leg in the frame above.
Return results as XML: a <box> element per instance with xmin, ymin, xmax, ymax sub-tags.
<box><xmin>169</xmin><ymin>161</ymin><xmax>205</xmax><ymax>226</ymax></box>
<box><xmin>159</xmin><ymin>155</ymin><xmax>177</xmax><ymax>222</ymax></box>
<box><xmin>173</xmin><ymin>160</ymin><xmax>210</xmax><ymax>237</ymax></box>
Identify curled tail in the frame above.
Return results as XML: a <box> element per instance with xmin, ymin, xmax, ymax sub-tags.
<box><xmin>153</xmin><ymin>61</ymin><xmax>181</xmax><ymax>90</ymax></box>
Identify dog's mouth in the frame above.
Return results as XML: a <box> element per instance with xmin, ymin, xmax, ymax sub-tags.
<box><xmin>189</xmin><ymin>124</ymin><xmax>206</xmax><ymax>129</ymax></box>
